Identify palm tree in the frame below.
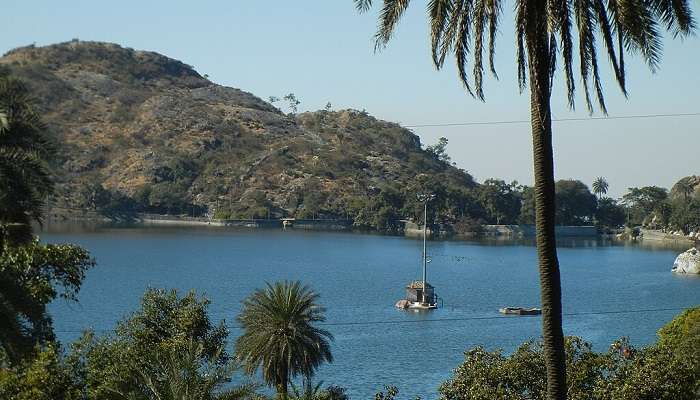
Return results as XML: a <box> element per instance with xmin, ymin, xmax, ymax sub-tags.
<box><xmin>592</xmin><ymin>177</ymin><xmax>609</xmax><ymax>199</ymax></box>
<box><xmin>0</xmin><ymin>74</ymin><xmax>54</xmax><ymax>249</ymax></box>
<box><xmin>235</xmin><ymin>281</ymin><xmax>333</xmax><ymax>399</ymax></box>
<box><xmin>353</xmin><ymin>1</ymin><xmax>694</xmax><ymax>399</ymax></box>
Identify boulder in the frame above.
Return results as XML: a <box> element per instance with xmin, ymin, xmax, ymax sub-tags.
<box><xmin>672</xmin><ymin>248</ymin><xmax>700</xmax><ymax>274</ymax></box>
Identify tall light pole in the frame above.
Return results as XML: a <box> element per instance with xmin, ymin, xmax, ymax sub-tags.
<box><xmin>417</xmin><ymin>193</ymin><xmax>436</xmax><ymax>303</ymax></box>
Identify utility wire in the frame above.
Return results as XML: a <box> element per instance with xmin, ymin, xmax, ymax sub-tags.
<box><xmin>403</xmin><ymin>111</ymin><xmax>700</xmax><ymax>128</ymax></box>
<box><xmin>52</xmin><ymin>306</ymin><xmax>690</xmax><ymax>333</ymax></box>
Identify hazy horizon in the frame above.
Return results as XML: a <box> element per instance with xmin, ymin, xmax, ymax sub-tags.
<box><xmin>4</xmin><ymin>0</ymin><xmax>699</xmax><ymax>197</ymax></box>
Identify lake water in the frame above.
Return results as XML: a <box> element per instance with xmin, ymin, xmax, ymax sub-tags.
<box><xmin>43</xmin><ymin>224</ymin><xmax>699</xmax><ymax>399</ymax></box>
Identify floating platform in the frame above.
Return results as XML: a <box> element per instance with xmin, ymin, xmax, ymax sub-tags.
<box><xmin>499</xmin><ymin>307</ymin><xmax>542</xmax><ymax>315</ymax></box>
<box><xmin>395</xmin><ymin>299</ymin><xmax>438</xmax><ymax>310</ymax></box>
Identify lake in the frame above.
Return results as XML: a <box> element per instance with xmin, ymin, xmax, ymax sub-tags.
<box><xmin>43</xmin><ymin>224</ymin><xmax>699</xmax><ymax>399</ymax></box>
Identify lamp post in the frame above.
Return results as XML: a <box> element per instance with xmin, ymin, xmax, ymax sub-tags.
<box><xmin>417</xmin><ymin>193</ymin><xmax>436</xmax><ymax>303</ymax></box>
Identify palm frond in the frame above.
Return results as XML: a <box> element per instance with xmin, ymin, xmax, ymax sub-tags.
<box><xmin>428</xmin><ymin>0</ymin><xmax>454</xmax><ymax>67</ymax></box>
<box><xmin>649</xmin><ymin>0</ymin><xmax>696</xmax><ymax>36</ymax></box>
<box><xmin>549</xmin><ymin>0</ymin><xmax>576</xmax><ymax>107</ymax></box>
<box><xmin>355</xmin><ymin>0</ymin><xmax>373</xmax><ymax>12</ymax></box>
<box><xmin>455</xmin><ymin>0</ymin><xmax>475</xmax><ymax>96</ymax></box>
<box><xmin>358</xmin><ymin>0</ymin><xmax>694</xmax><ymax>114</ymax></box>
<box><xmin>487</xmin><ymin>0</ymin><xmax>502</xmax><ymax>79</ymax></box>
<box><xmin>472</xmin><ymin>0</ymin><xmax>488</xmax><ymax>99</ymax></box>
<box><xmin>374</xmin><ymin>0</ymin><xmax>411</xmax><ymax>50</ymax></box>
<box><xmin>516</xmin><ymin>0</ymin><xmax>528</xmax><ymax>92</ymax></box>
<box><xmin>594</xmin><ymin>0</ymin><xmax>626</xmax><ymax>96</ymax></box>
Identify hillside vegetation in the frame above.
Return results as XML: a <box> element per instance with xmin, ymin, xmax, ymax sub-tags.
<box><xmin>0</xmin><ymin>41</ymin><xmax>476</xmax><ymax>227</ymax></box>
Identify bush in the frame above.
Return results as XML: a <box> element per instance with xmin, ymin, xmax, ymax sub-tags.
<box><xmin>0</xmin><ymin>345</ymin><xmax>82</xmax><ymax>400</ymax></box>
<box><xmin>71</xmin><ymin>288</ymin><xmax>230</xmax><ymax>399</ymax></box>
<box><xmin>439</xmin><ymin>307</ymin><xmax>700</xmax><ymax>400</ymax></box>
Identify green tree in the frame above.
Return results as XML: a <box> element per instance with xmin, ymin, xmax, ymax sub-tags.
<box><xmin>519</xmin><ymin>186</ymin><xmax>536</xmax><ymax>225</ymax></box>
<box><xmin>290</xmin><ymin>380</ymin><xmax>348</xmax><ymax>400</ymax></box>
<box><xmin>73</xmin><ymin>288</ymin><xmax>230</xmax><ymax>399</ymax></box>
<box><xmin>0</xmin><ymin>344</ymin><xmax>83</xmax><ymax>400</ymax></box>
<box><xmin>439</xmin><ymin>306</ymin><xmax>700</xmax><ymax>400</ymax></box>
<box><xmin>555</xmin><ymin>180</ymin><xmax>597</xmax><ymax>226</ymax></box>
<box><xmin>477</xmin><ymin>179</ymin><xmax>521</xmax><ymax>224</ymax></box>
<box><xmin>669</xmin><ymin>198</ymin><xmax>700</xmax><ymax>234</ymax></box>
<box><xmin>426</xmin><ymin>137</ymin><xmax>451</xmax><ymax>163</ymax></box>
<box><xmin>118</xmin><ymin>339</ymin><xmax>259</xmax><ymax>400</ymax></box>
<box><xmin>0</xmin><ymin>74</ymin><xmax>54</xmax><ymax>247</ymax></box>
<box><xmin>595</xmin><ymin>197</ymin><xmax>626</xmax><ymax>229</ymax></box>
<box><xmin>592</xmin><ymin>177</ymin><xmax>609</xmax><ymax>199</ymax></box>
<box><xmin>0</xmin><ymin>239</ymin><xmax>94</xmax><ymax>364</ymax></box>
<box><xmin>235</xmin><ymin>281</ymin><xmax>333</xmax><ymax>399</ymax></box>
<box><xmin>621</xmin><ymin>186</ymin><xmax>669</xmax><ymax>226</ymax></box>
<box><xmin>354</xmin><ymin>1</ymin><xmax>694</xmax><ymax>398</ymax></box>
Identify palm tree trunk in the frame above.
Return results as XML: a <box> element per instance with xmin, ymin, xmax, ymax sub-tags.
<box><xmin>525</xmin><ymin>1</ymin><xmax>567</xmax><ymax>399</ymax></box>
<box><xmin>277</xmin><ymin>366</ymin><xmax>289</xmax><ymax>400</ymax></box>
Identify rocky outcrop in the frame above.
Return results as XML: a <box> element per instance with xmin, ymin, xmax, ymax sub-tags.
<box><xmin>671</xmin><ymin>248</ymin><xmax>700</xmax><ymax>274</ymax></box>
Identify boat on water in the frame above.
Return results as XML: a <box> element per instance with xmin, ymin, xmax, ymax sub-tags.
<box><xmin>395</xmin><ymin>194</ymin><xmax>440</xmax><ymax>310</ymax></box>
<box><xmin>499</xmin><ymin>307</ymin><xmax>542</xmax><ymax>315</ymax></box>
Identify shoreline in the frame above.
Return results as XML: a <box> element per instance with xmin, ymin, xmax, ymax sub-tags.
<box><xmin>46</xmin><ymin>211</ymin><xmax>698</xmax><ymax>250</ymax></box>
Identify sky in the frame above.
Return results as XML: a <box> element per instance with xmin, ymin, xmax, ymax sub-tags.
<box><xmin>3</xmin><ymin>0</ymin><xmax>700</xmax><ymax>197</ymax></box>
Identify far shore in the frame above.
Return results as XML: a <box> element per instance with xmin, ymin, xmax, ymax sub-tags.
<box><xmin>44</xmin><ymin>209</ymin><xmax>698</xmax><ymax>250</ymax></box>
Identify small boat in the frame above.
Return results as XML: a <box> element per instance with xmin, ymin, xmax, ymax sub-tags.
<box><xmin>499</xmin><ymin>307</ymin><xmax>542</xmax><ymax>315</ymax></box>
<box><xmin>396</xmin><ymin>194</ymin><xmax>439</xmax><ymax>310</ymax></box>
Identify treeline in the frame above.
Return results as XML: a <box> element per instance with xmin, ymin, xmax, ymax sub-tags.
<box><xmin>79</xmin><ymin>164</ymin><xmax>700</xmax><ymax>238</ymax></box>
<box><xmin>620</xmin><ymin>179</ymin><xmax>700</xmax><ymax>234</ymax></box>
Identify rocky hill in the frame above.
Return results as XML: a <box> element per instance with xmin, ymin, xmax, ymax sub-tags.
<box><xmin>0</xmin><ymin>41</ymin><xmax>477</xmax><ymax>225</ymax></box>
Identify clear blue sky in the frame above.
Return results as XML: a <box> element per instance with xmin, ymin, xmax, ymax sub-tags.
<box><xmin>4</xmin><ymin>0</ymin><xmax>699</xmax><ymax>197</ymax></box>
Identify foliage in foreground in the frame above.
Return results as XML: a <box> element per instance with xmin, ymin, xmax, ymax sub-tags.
<box><xmin>0</xmin><ymin>239</ymin><xmax>94</xmax><ymax>364</ymax></box>
<box><xmin>0</xmin><ymin>72</ymin><xmax>54</xmax><ymax>247</ymax></box>
<box><xmin>439</xmin><ymin>307</ymin><xmax>700</xmax><ymax>400</ymax></box>
<box><xmin>0</xmin><ymin>289</ymin><xmax>697</xmax><ymax>400</ymax></box>
<box><xmin>235</xmin><ymin>281</ymin><xmax>333</xmax><ymax>398</ymax></box>
<box><xmin>70</xmin><ymin>288</ymin><xmax>238</xmax><ymax>400</ymax></box>
<box><xmin>0</xmin><ymin>344</ymin><xmax>82</xmax><ymax>400</ymax></box>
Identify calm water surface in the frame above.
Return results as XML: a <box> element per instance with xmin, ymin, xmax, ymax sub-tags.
<box><xmin>43</xmin><ymin>224</ymin><xmax>699</xmax><ymax>399</ymax></box>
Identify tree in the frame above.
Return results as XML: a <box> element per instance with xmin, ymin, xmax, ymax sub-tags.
<box><xmin>235</xmin><ymin>281</ymin><xmax>333</xmax><ymax>399</ymax></box>
<box><xmin>595</xmin><ymin>197</ymin><xmax>626</xmax><ymax>229</ymax></box>
<box><xmin>669</xmin><ymin>198</ymin><xmax>700</xmax><ymax>234</ymax></box>
<box><xmin>0</xmin><ymin>344</ymin><xmax>83</xmax><ymax>400</ymax></box>
<box><xmin>555</xmin><ymin>180</ymin><xmax>597</xmax><ymax>226</ymax></box>
<box><xmin>519</xmin><ymin>186</ymin><xmax>536</xmax><ymax>225</ymax></box>
<box><xmin>477</xmin><ymin>179</ymin><xmax>521</xmax><ymax>224</ymax></box>
<box><xmin>0</xmin><ymin>74</ymin><xmax>54</xmax><ymax>247</ymax></box>
<box><xmin>283</xmin><ymin>93</ymin><xmax>301</xmax><ymax>114</ymax></box>
<box><xmin>120</xmin><ymin>340</ymin><xmax>258</xmax><ymax>400</ymax></box>
<box><xmin>426</xmin><ymin>137</ymin><xmax>451</xmax><ymax>163</ymax></box>
<box><xmin>592</xmin><ymin>177</ymin><xmax>609</xmax><ymax>199</ymax></box>
<box><xmin>621</xmin><ymin>186</ymin><xmax>669</xmax><ymax>226</ymax></box>
<box><xmin>73</xmin><ymin>288</ymin><xmax>231</xmax><ymax>399</ymax></box>
<box><xmin>353</xmin><ymin>1</ymin><xmax>694</xmax><ymax>398</ymax></box>
<box><xmin>0</xmin><ymin>239</ymin><xmax>94</xmax><ymax>364</ymax></box>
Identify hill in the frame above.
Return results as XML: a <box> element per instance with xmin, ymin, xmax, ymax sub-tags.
<box><xmin>0</xmin><ymin>40</ymin><xmax>479</xmax><ymax>229</ymax></box>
